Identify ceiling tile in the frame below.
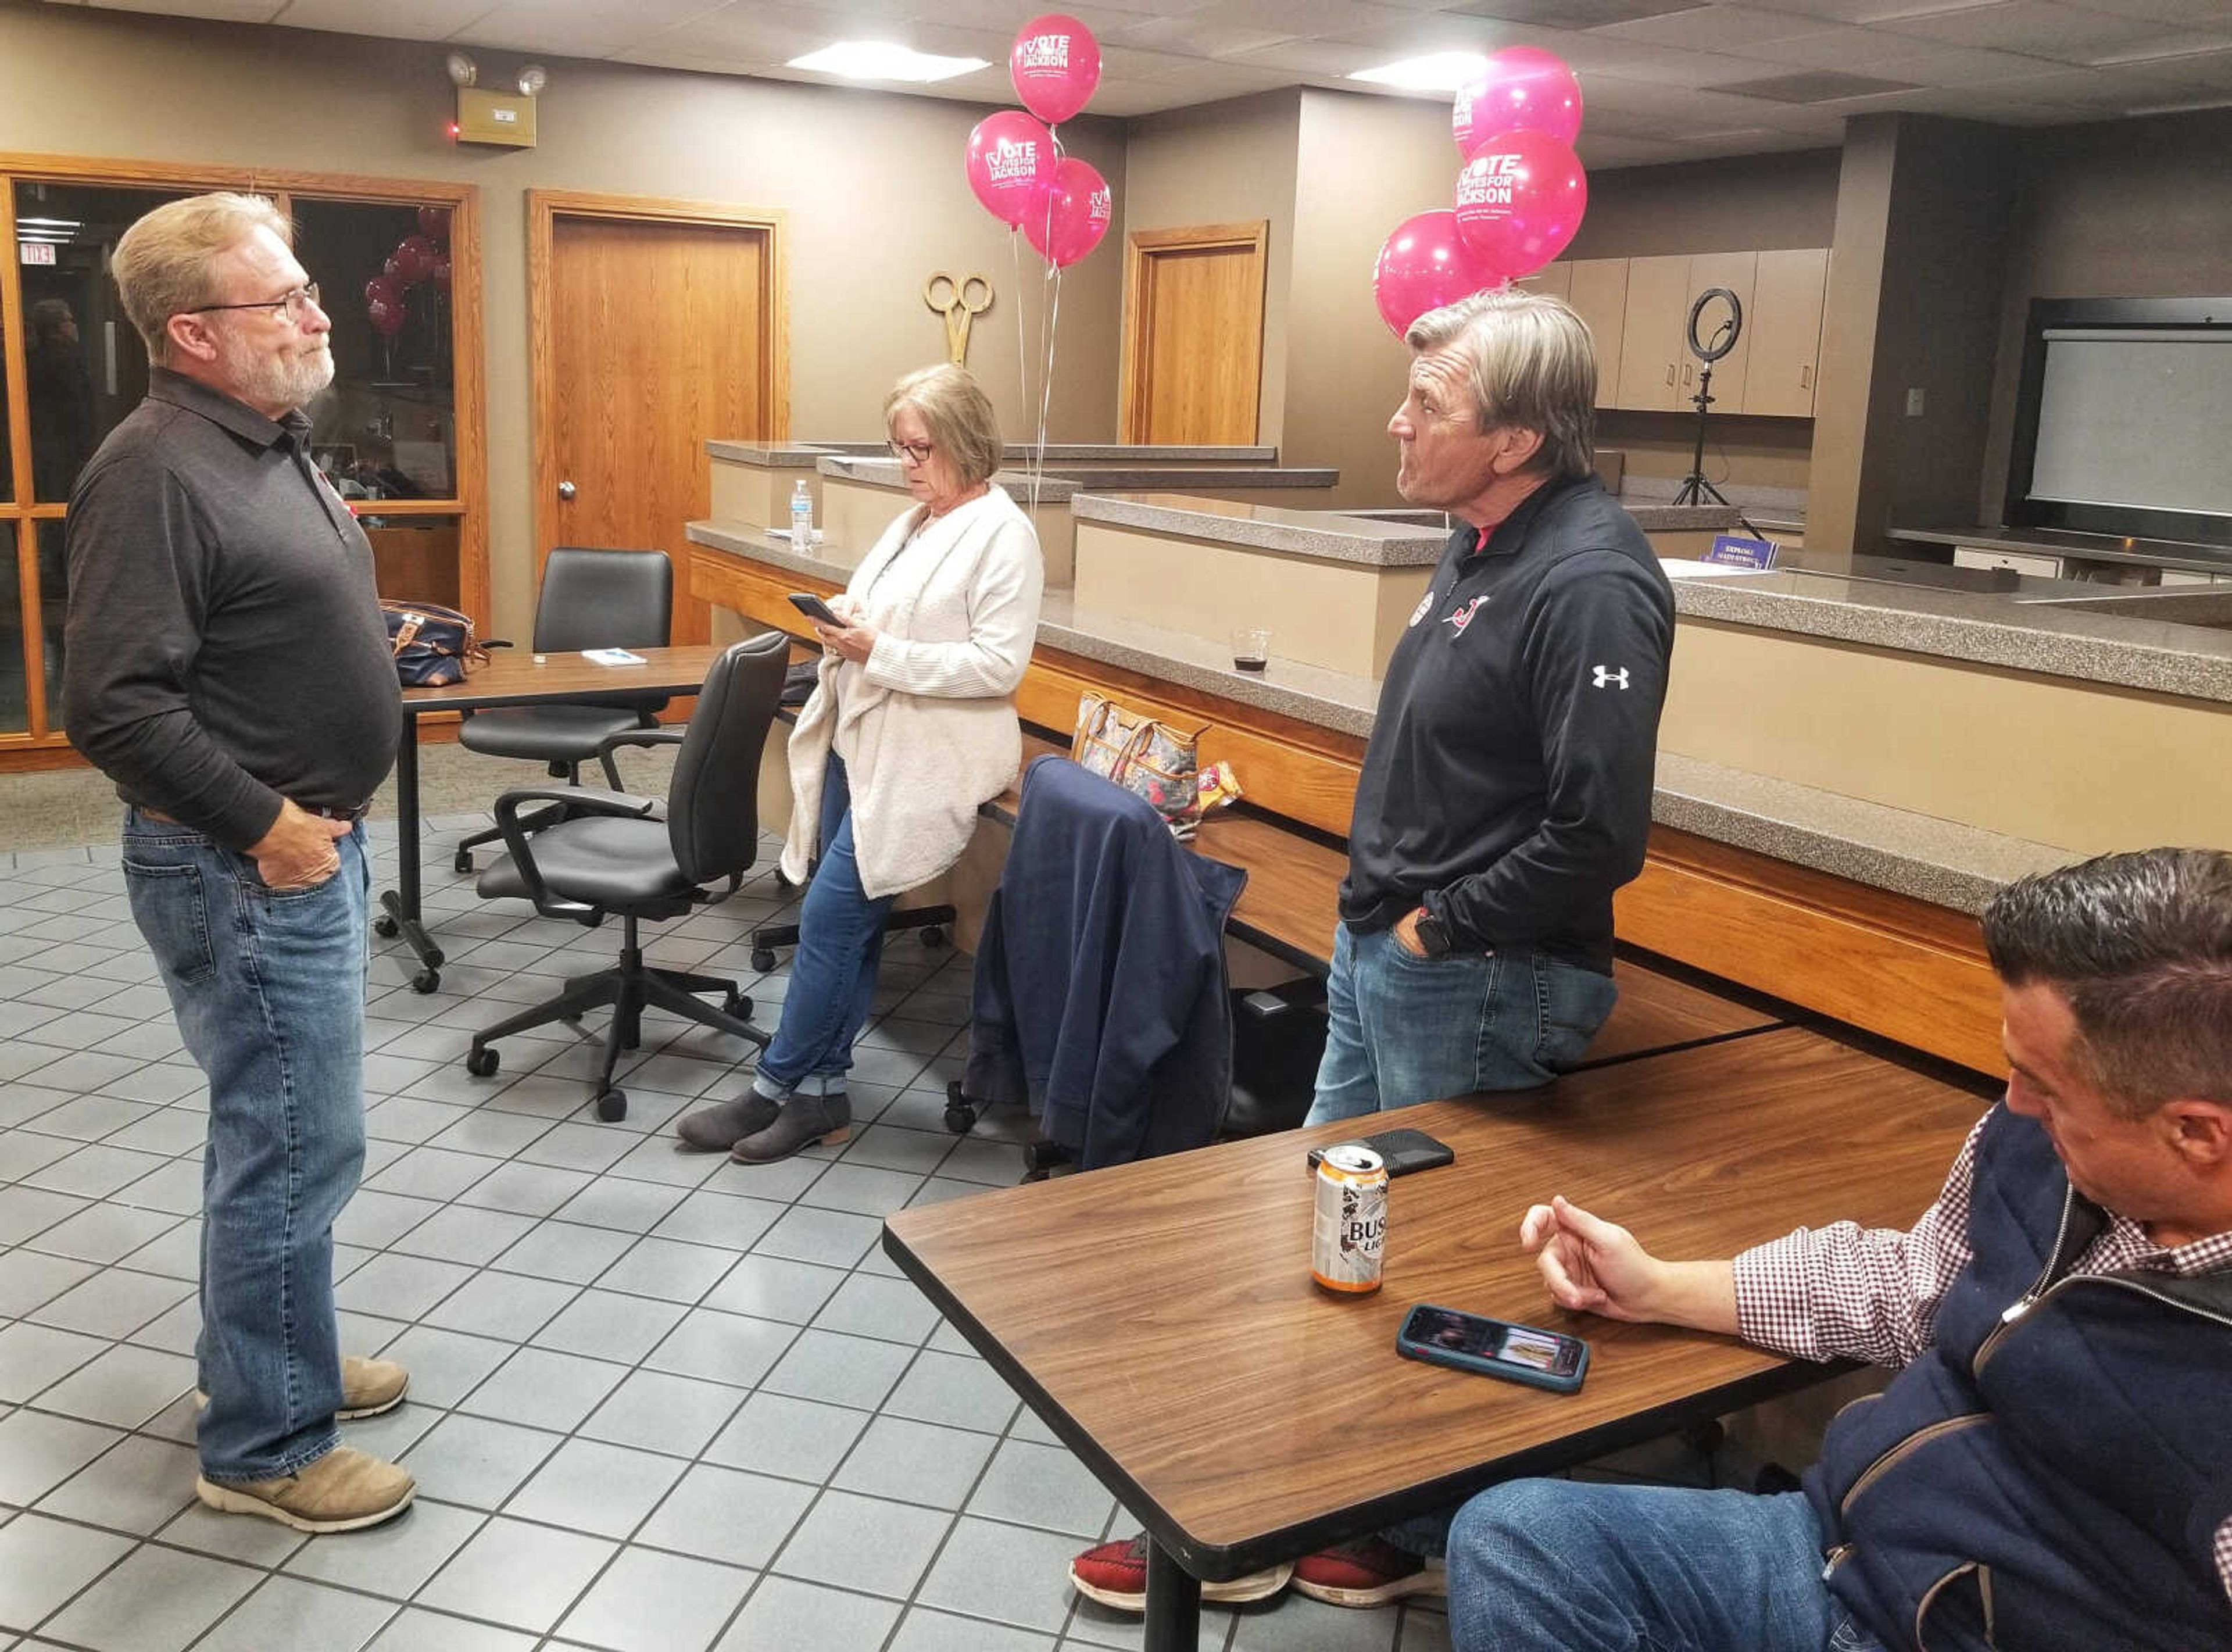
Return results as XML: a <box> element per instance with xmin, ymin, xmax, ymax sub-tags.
<box><xmin>1106</xmin><ymin>12</ymin><xmax>1300</xmax><ymax>57</ymax></box>
<box><xmin>1724</xmin><ymin>22</ymin><xmax>1961</xmax><ymax>65</ymax></box>
<box><xmin>2070</xmin><ymin>0</ymin><xmax>2232</xmax><ymax>23</ymax></box>
<box><xmin>1863</xmin><ymin>42</ymin><xmax>2064</xmax><ymax>80</ymax></box>
<box><xmin>1870</xmin><ymin>0</ymin><xmax>2227</xmax><ymax>62</ymax></box>
<box><xmin>1595</xmin><ymin>3</ymin><xmax>1854</xmax><ymax>47</ymax></box>
<box><xmin>272</xmin><ymin>0</ymin><xmax>495</xmax><ymax>36</ymax></box>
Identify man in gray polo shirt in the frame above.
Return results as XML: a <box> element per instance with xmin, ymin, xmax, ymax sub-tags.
<box><xmin>64</xmin><ymin>193</ymin><xmax>412</xmax><ymax>1532</ymax></box>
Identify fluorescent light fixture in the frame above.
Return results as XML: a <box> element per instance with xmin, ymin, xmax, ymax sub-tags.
<box><xmin>1349</xmin><ymin>51</ymin><xmax>1487</xmax><ymax>92</ymax></box>
<box><xmin>16</xmin><ymin>217</ymin><xmax>83</xmax><ymax>229</ymax></box>
<box><xmin>787</xmin><ymin>41</ymin><xmax>990</xmax><ymax>82</ymax></box>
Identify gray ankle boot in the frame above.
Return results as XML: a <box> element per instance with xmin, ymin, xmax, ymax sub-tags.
<box><xmin>731</xmin><ymin>1092</ymin><xmax>850</xmax><ymax>1163</ymax></box>
<box><xmin>675</xmin><ymin>1092</ymin><xmax>781</xmax><ymax>1153</ymax></box>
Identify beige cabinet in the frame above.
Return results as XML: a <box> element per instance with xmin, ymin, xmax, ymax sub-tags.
<box><xmin>1741</xmin><ymin>248</ymin><xmax>1829</xmax><ymax>418</ymax></box>
<box><xmin>1614</xmin><ymin>255</ymin><xmax>1692</xmax><ymax>411</ymax></box>
<box><xmin>1518</xmin><ymin>262</ymin><xmax>1572</xmax><ymax>302</ymax></box>
<box><xmin>1563</xmin><ymin>259</ymin><xmax>1628</xmax><ymax>410</ymax></box>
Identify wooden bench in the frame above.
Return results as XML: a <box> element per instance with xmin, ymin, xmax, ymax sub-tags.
<box><xmin>986</xmin><ymin>731</ymin><xmax>1786</xmax><ymax>1071</ymax></box>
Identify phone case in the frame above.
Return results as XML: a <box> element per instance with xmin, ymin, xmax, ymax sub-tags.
<box><xmin>1309</xmin><ymin>1128</ymin><xmax>1455</xmax><ymax>1177</ymax></box>
<box><xmin>1395</xmin><ymin>1306</ymin><xmax>1589</xmax><ymax>1394</ymax></box>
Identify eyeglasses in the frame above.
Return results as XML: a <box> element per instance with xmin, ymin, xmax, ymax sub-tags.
<box><xmin>192</xmin><ymin>283</ymin><xmax>321</xmax><ymax>323</ymax></box>
<box><xmin>889</xmin><ymin>439</ymin><xmax>935</xmax><ymax>464</ymax></box>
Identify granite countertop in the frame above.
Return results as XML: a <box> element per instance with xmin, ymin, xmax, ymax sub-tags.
<box><xmin>1662</xmin><ymin>563</ymin><xmax>2232</xmax><ymax>704</ymax></box>
<box><xmin>685</xmin><ymin>519</ymin><xmax>2091</xmax><ymax>906</ymax></box>
<box><xmin>1071</xmin><ymin>493</ymin><xmax>1447</xmax><ymax>568</ymax></box>
<box><xmin>817</xmin><ymin>455</ymin><xmax>1336</xmax><ymax>492</ymax></box>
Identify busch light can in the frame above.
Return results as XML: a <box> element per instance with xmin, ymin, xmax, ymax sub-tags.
<box><xmin>1311</xmin><ymin>1144</ymin><xmax>1387</xmax><ymax>1294</ymax></box>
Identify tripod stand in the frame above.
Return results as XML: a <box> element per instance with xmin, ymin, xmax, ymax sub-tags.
<box><xmin>1671</xmin><ymin>361</ymin><xmax>1730</xmax><ymax>507</ymax></box>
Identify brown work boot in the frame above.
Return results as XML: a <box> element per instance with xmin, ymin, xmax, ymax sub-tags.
<box><xmin>195</xmin><ymin>1445</ymin><xmax>414</xmax><ymax>1533</ymax></box>
<box><xmin>197</xmin><ymin>1355</ymin><xmax>408</xmax><ymax>1421</ymax></box>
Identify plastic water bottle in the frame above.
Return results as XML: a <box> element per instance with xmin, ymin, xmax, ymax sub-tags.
<box><xmin>791</xmin><ymin>481</ymin><xmax>814</xmax><ymax>552</ymax></box>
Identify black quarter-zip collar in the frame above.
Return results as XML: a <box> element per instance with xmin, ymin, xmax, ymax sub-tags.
<box><xmin>146</xmin><ymin>366</ymin><xmax>307</xmax><ymax>451</ymax></box>
<box><xmin>1458</xmin><ymin>472</ymin><xmax>1592</xmax><ymax>565</ymax></box>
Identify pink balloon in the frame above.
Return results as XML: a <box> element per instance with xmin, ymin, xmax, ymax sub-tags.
<box><xmin>1024</xmin><ymin>156</ymin><xmax>1112</xmax><ymax>269</ymax></box>
<box><xmin>966</xmin><ymin>110</ymin><xmax>1057</xmax><ymax>228</ymax></box>
<box><xmin>391</xmin><ymin>235</ymin><xmax>438</xmax><ymax>285</ymax></box>
<box><xmin>366</xmin><ymin>294</ymin><xmax>407</xmax><ymax>337</ymax></box>
<box><xmin>363</xmin><ymin>274</ymin><xmax>400</xmax><ymax>310</ymax></box>
<box><xmin>1454</xmin><ymin>47</ymin><xmax>1583</xmax><ymax>157</ymax></box>
<box><xmin>417</xmin><ymin>205</ymin><xmax>449</xmax><ymax>242</ymax></box>
<box><xmin>1011</xmin><ymin>13</ymin><xmax>1100</xmax><ymax>125</ymax></box>
<box><xmin>1454</xmin><ymin>130</ymin><xmax>1588</xmax><ymax>277</ymax></box>
<box><xmin>1372</xmin><ymin>210</ymin><xmax>1496</xmax><ymax>339</ymax></box>
<box><xmin>383</xmin><ymin>254</ymin><xmax>405</xmax><ymax>284</ymax></box>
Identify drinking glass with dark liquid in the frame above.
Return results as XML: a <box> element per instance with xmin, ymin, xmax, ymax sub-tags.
<box><xmin>1232</xmin><ymin>626</ymin><xmax>1271</xmax><ymax>673</ymax></box>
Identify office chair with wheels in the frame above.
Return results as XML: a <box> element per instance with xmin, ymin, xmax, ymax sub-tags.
<box><xmin>462</xmin><ymin>631</ymin><xmax>788</xmax><ymax>1121</ymax></box>
<box><xmin>451</xmin><ymin>546</ymin><xmax>674</xmax><ymax>877</ymax></box>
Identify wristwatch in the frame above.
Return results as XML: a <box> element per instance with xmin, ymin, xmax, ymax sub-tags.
<box><xmin>1410</xmin><ymin>907</ymin><xmax>1452</xmax><ymax>957</ymax></box>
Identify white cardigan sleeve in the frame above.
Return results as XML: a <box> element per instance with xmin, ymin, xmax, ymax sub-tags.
<box><xmin>860</xmin><ymin>517</ymin><xmax>1043</xmax><ymax>699</ymax></box>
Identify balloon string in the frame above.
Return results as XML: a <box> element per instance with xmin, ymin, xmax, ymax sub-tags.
<box><xmin>1037</xmin><ymin>264</ymin><xmax>1061</xmax><ymax>517</ymax></box>
<box><xmin>1011</xmin><ymin>226</ymin><xmax>1029</xmax><ymax>481</ymax></box>
<box><xmin>1028</xmin><ymin>125</ymin><xmax>1065</xmax><ymax>517</ymax></box>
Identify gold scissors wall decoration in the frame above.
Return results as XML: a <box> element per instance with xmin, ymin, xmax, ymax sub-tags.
<box><xmin>924</xmin><ymin>272</ymin><xmax>993</xmax><ymax>366</ymax></box>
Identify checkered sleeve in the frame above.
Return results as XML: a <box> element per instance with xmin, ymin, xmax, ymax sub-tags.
<box><xmin>1732</xmin><ymin>1113</ymin><xmax>1991</xmax><ymax>1368</ymax></box>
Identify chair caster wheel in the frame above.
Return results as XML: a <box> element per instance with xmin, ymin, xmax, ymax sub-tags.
<box><xmin>412</xmin><ymin>969</ymin><xmax>440</xmax><ymax>994</ymax></box>
<box><xmin>596</xmin><ymin>1089</ymin><xmax>628</xmax><ymax>1122</ymax></box>
<box><xmin>750</xmin><ymin>949</ymin><xmax>777</xmax><ymax>972</ymax></box>
<box><xmin>944</xmin><ymin>1079</ymin><xmax>977</xmax><ymax>1135</ymax></box>
<box><xmin>724</xmin><ymin>991</ymin><xmax>752</xmax><ymax>1018</ymax></box>
<box><xmin>453</xmin><ymin>849</ymin><xmax>474</xmax><ymax>875</ymax></box>
<box><xmin>466</xmin><ymin>1046</ymin><xmax>498</xmax><ymax>1078</ymax></box>
<box><xmin>373</xmin><ymin>914</ymin><xmax>399</xmax><ymax>939</ymax></box>
<box><xmin>921</xmin><ymin>925</ymin><xmax>946</xmax><ymax>950</ymax></box>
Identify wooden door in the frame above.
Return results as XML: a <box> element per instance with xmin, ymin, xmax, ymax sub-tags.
<box><xmin>1565</xmin><ymin>259</ymin><xmax>1629</xmax><ymax>411</ymax></box>
<box><xmin>1683</xmin><ymin>251</ymin><xmax>1757</xmax><ymax>413</ymax></box>
<box><xmin>532</xmin><ymin>194</ymin><xmax>784</xmax><ymax>647</ymax></box>
<box><xmin>1615</xmin><ymin>255</ymin><xmax>1689</xmax><ymax>412</ymax></box>
<box><xmin>1119</xmin><ymin>221</ymin><xmax>1268</xmax><ymax>445</ymax></box>
<box><xmin>1743</xmin><ymin>248</ymin><xmax>1829</xmax><ymax>417</ymax></box>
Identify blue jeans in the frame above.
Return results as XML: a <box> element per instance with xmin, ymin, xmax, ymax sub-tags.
<box><xmin>1304</xmin><ymin>924</ymin><xmax>1619</xmax><ymax>1124</ymax></box>
<box><xmin>1448</xmin><ymin>1481</ymin><xmax>1886</xmax><ymax>1652</ymax></box>
<box><xmin>120</xmin><ymin>809</ymin><xmax>370</xmax><ymax>1482</ymax></box>
<box><xmin>754</xmin><ymin>755</ymin><xmax>897</xmax><ymax>1097</ymax></box>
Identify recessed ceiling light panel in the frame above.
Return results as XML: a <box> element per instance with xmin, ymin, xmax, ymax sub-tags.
<box><xmin>787</xmin><ymin>41</ymin><xmax>992</xmax><ymax>83</ymax></box>
<box><xmin>1349</xmin><ymin>52</ymin><xmax>1489</xmax><ymax>92</ymax></box>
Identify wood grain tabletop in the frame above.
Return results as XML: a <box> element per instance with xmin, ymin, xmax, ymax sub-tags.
<box><xmin>885</xmin><ymin>1027</ymin><xmax>1986</xmax><ymax>1578</ymax></box>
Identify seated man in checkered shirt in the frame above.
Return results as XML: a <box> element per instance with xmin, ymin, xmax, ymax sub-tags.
<box><xmin>1447</xmin><ymin>846</ymin><xmax>2232</xmax><ymax>1652</ymax></box>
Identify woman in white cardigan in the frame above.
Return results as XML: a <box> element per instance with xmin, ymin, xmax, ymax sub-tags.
<box><xmin>679</xmin><ymin>364</ymin><xmax>1044</xmax><ymax>1163</ymax></box>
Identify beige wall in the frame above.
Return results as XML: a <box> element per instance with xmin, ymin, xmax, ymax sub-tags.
<box><xmin>1119</xmin><ymin>91</ymin><xmax>1300</xmax><ymax>447</ymax></box>
<box><xmin>1280</xmin><ymin>90</ymin><xmax>1460</xmax><ymax>512</ymax></box>
<box><xmin>1565</xmin><ymin>149</ymin><xmax>1841</xmax><ymax>260</ymax></box>
<box><xmin>0</xmin><ymin>3</ymin><xmax>1125</xmax><ymax>636</ymax></box>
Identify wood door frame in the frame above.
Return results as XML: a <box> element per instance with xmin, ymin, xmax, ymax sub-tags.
<box><xmin>526</xmin><ymin>189</ymin><xmax>788</xmax><ymax>591</ymax></box>
<box><xmin>1117</xmin><ymin>220</ymin><xmax>1267</xmax><ymax>445</ymax></box>
<box><xmin>0</xmin><ymin>151</ymin><xmax>485</xmax><ymax>767</ymax></box>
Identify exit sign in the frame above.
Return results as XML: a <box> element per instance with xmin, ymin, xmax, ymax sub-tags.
<box><xmin>19</xmin><ymin>241</ymin><xmax>55</xmax><ymax>266</ymax></box>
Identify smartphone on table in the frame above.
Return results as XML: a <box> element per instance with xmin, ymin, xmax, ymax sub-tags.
<box><xmin>1396</xmin><ymin>1304</ymin><xmax>1589</xmax><ymax>1393</ymax></box>
<box><xmin>788</xmin><ymin>592</ymin><xmax>843</xmax><ymax>627</ymax></box>
<box><xmin>1307</xmin><ymin>1128</ymin><xmax>1454</xmax><ymax>1178</ymax></box>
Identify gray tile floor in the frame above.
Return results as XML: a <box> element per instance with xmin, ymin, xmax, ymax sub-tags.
<box><xmin>0</xmin><ymin>816</ymin><xmax>1450</xmax><ymax>1652</ymax></box>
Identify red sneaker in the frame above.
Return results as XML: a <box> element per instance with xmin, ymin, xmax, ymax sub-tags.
<box><xmin>1068</xmin><ymin>1533</ymin><xmax>1293</xmax><ymax>1611</ymax></box>
<box><xmin>1290</xmin><ymin>1536</ymin><xmax>1447</xmax><ymax>1607</ymax></box>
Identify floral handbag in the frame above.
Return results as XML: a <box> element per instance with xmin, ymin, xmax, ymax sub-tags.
<box><xmin>1071</xmin><ymin>693</ymin><xmax>1208</xmax><ymax>836</ymax></box>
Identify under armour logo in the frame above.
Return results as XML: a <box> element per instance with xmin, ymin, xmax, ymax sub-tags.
<box><xmin>1444</xmin><ymin>596</ymin><xmax>1487</xmax><ymax>637</ymax></box>
<box><xmin>1592</xmin><ymin>665</ymin><xmax>1629</xmax><ymax>689</ymax></box>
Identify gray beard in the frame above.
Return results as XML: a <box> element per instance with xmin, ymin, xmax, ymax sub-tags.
<box><xmin>219</xmin><ymin>334</ymin><xmax>334</xmax><ymax>416</ymax></box>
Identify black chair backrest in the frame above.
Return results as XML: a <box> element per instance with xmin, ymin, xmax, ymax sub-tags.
<box><xmin>668</xmin><ymin>632</ymin><xmax>789</xmax><ymax>886</ymax></box>
<box><xmin>532</xmin><ymin>548</ymin><xmax>673</xmax><ymax>653</ymax></box>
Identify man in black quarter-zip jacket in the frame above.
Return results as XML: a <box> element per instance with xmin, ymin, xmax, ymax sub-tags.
<box><xmin>1304</xmin><ymin>286</ymin><xmax>1674</xmax><ymax>1133</ymax></box>
<box><xmin>1448</xmin><ymin>848</ymin><xmax>2232</xmax><ymax>1652</ymax></box>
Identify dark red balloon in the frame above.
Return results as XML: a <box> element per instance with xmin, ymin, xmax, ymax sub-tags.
<box><xmin>391</xmin><ymin>235</ymin><xmax>438</xmax><ymax>285</ymax></box>
<box><xmin>363</xmin><ymin>274</ymin><xmax>400</xmax><ymax>309</ymax></box>
<box><xmin>417</xmin><ymin>205</ymin><xmax>449</xmax><ymax>242</ymax></box>
<box><xmin>366</xmin><ymin>295</ymin><xmax>407</xmax><ymax>337</ymax></box>
<box><xmin>430</xmin><ymin>257</ymin><xmax>452</xmax><ymax>291</ymax></box>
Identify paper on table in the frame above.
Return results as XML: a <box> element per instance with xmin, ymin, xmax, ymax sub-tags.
<box><xmin>581</xmin><ymin>648</ymin><xmax>646</xmax><ymax>666</ymax></box>
<box><xmin>1660</xmin><ymin>559</ymin><xmax>1772</xmax><ymax>579</ymax></box>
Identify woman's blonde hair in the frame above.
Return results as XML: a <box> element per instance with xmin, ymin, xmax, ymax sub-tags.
<box><xmin>885</xmin><ymin>364</ymin><xmax>1003</xmax><ymax>489</ymax></box>
<box><xmin>112</xmin><ymin>192</ymin><xmax>293</xmax><ymax>366</ymax></box>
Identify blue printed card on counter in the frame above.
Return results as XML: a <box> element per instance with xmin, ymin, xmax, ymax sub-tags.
<box><xmin>1704</xmin><ymin>534</ymin><xmax>1777</xmax><ymax>570</ymax></box>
